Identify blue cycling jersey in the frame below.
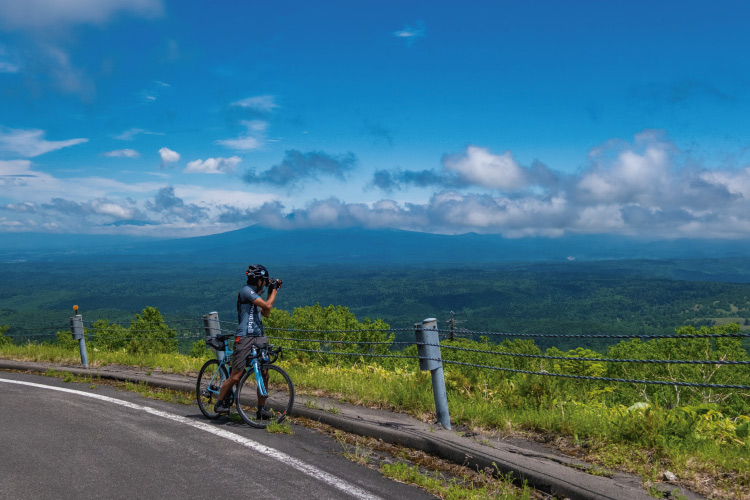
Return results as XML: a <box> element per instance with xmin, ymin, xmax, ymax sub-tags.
<box><xmin>236</xmin><ymin>285</ymin><xmax>264</xmax><ymax>337</ymax></box>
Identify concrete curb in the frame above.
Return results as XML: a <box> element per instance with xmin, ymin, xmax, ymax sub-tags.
<box><xmin>0</xmin><ymin>359</ymin><xmax>704</xmax><ymax>500</ymax></box>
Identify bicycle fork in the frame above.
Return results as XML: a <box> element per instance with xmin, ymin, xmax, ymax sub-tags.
<box><xmin>253</xmin><ymin>360</ymin><xmax>268</xmax><ymax>397</ymax></box>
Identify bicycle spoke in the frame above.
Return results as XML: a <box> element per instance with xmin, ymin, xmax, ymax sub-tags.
<box><xmin>196</xmin><ymin>359</ymin><xmax>229</xmax><ymax>420</ymax></box>
<box><xmin>236</xmin><ymin>364</ymin><xmax>294</xmax><ymax>428</ymax></box>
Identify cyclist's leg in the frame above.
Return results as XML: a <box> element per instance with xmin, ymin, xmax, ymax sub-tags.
<box><xmin>236</xmin><ymin>364</ymin><xmax>294</xmax><ymax>428</ymax></box>
<box><xmin>218</xmin><ymin>336</ymin><xmax>253</xmax><ymax>402</ymax></box>
<box><xmin>217</xmin><ymin>368</ymin><xmax>243</xmax><ymax>402</ymax></box>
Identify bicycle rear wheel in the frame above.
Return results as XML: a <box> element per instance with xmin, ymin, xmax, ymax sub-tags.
<box><xmin>236</xmin><ymin>364</ymin><xmax>294</xmax><ymax>428</ymax></box>
<box><xmin>196</xmin><ymin>359</ymin><xmax>229</xmax><ymax>419</ymax></box>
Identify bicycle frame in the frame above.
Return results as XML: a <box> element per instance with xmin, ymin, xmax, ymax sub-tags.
<box><xmin>249</xmin><ymin>350</ymin><xmax>268</xmax><ymax>398</ymax></box>
<box><xmin>210</xmin><ymin>339</ymin><xmax>269</xmax><ymax>398</ymax></box>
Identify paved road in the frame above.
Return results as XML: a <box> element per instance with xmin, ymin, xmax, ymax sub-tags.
<box><xmin>0</xmin><ymin>371</ymin><xmax>436</xmax><ymax>500</ymax></box>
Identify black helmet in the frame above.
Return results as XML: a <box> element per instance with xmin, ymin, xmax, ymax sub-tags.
<box><xmin>246</xmin><ymin>264</ymin><xmax>269</xmax><ymax>282</ymax></box>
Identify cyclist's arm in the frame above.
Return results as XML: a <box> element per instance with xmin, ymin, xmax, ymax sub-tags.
<box><xmin>252</xmin><ymin>288</ymin><xmax>278</xmax><ymax>317</ymax></box>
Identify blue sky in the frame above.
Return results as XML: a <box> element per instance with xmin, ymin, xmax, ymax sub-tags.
<box><xmin>1</xmin><ymin>1</ymin><xmax>750</xmax><ymax>239</ymax></box>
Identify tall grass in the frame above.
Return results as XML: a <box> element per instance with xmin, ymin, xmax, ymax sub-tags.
<box><xmin>0</xmin><ymin>341</ymin><xmax>207</xmax><ymax>373</ymax></box>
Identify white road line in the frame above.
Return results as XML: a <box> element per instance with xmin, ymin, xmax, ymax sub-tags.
<box><xmin>0</xmin><ymin>377</ymin><xmax>384</xmax><ymax>500</ymax></box>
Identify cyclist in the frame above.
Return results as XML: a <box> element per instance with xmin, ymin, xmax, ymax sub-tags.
<box><xmin>214</xmin><ymin>264</ymin><xmax>282</xmax><ymax>417</ymax></box>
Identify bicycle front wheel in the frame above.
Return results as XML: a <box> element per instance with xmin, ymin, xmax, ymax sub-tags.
<box><xmin>196</xmin><ymin>359</ymin><xmax>229</xmax><ymax>419</ymax></box>
<box><xmin>236</xmin><ymin>364</ymin><xmax>294</xmax><ymax>428</ymax></box>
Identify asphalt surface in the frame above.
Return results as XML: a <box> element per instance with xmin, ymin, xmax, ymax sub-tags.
<box><xmin>0</xmin><ymin>370</ymin><xmax>435</xmax><ymax>500</ymax></box>
<box><xmin>0</xmin><ymin>359</ymin><xmax>705</xmax><ymax>500</ymax></box>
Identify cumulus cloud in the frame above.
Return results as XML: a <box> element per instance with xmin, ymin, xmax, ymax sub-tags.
<box><xmin>216</xmin><ymin>120</ymin><xmax>267</xmax><ymax>151</ymax></box>
<box><xmin>104</xmin><ymin>149</ymin><xmax>140</xmax><ymax>158</ymax></box>
<box><xmin>0</xmin><ymin>127</ymin><xmax>88</xmax><ymax>157</ymax></box>
<box><xmin>145</xmin><ymin>186</ymin><xmax>208</xmax><ymax>223</ymax></box>
<box><xmin>29</xmin><ymin>197</ymin><xmax>147</xmax><ymax>229</ymax></box>
<box><xmin>220</xmin><ymin>194</ymin><xmax>567</xmax><ymax>236</ymax></box>
<box><xmin>372</xmin><ymin>146</ymin><xmax>560</xmax><ymax>193</ymax></box>
<box><xmin>297</xmin><ymin>131</ymin><xmax>750</xmax><ymax>238</ymax></box>
<box><xmin>0</xmin><ymin>0</ymin><xmax>163</xmax><ymax>30</ymax></box>
<box><xmin>184</xmin><ymin>156</ymin><xmax>241</xmax><ymax>174</ymax></box>
<box><xmin>443</xmin><ymin>146</ymin><xmax>528</xmax><ymax>190</ymax></box>
<box><xmin>3</xmin><ymin>187</ymin><xmax>209</xmax><ymax>229</ymax></box>
<box><xmin>5</xmin><ymin>129</ymin><xmax>750</xmax><ymax>240</ymax></box>
<box><xmin>243</xmin><ymin>149</ymin><xmax>357</xmax><ymax>188</ymax></box>
<box><xmin>158</xmin><ymin>147</ymin><xmax>180</xmax><ymax>168</ymax></box>
<box><xmin>370</xmin><ymin>168</ymin><xmax>459</xmax><ymax>191</ymax></box>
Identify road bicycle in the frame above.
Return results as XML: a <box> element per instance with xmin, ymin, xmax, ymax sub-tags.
<box><xmin>196</xmin><ymin>334</ymin><xmax>294</xmax><ymax>428</ymax></box>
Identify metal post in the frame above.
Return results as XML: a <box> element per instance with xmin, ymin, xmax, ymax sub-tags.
<box><xmin>202</xmin><ymin>312</ymin><xmax>224</xmax><ymax>364</ymax></box>
<box><xmin>69</xmin><ymin>305</ymin><xmax>88</xmax><ymax>368</ymax></box>
<box><xmin>415</xmin><ymin>317</ymin><xmax>451</xmax><ymax>429</ymax></box>
<box><xmin>449</xmin><ymin>311</ymin><xmax>455</xmax><ymax>341</ymax></box>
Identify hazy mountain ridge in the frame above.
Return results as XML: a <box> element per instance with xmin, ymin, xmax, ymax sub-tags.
<box><xmin>2</xmin><ymin>226</ymin><xmax>749</xmax><ymax>267</ymax></box>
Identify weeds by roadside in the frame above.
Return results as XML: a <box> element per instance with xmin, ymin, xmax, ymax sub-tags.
<box><xmin>300</xmin><ymin>416</ymin><xmax>540</xmax><ymax>500</ymax></box>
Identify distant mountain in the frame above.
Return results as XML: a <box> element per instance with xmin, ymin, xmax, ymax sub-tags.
<box><xmin>2</xmin><ymin>225</ymin><xmax>749</xmax><ymax>265</ymax></box>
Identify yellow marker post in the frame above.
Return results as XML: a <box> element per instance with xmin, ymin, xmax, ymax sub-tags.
<box><xmin>69</xmin><ymin>304</ymin><xmax>88</xmax><ymax>368</ymax></box>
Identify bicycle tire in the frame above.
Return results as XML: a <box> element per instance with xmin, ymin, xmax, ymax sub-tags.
<box><xmin>196</xmin><ymin>359</ymin><xmax>229</xmax><ymax>419</ymax></box>
<box><xmin>236</xmin><ymin>363</ymin><xmax>294</xmax><ymax>428</ymax></box>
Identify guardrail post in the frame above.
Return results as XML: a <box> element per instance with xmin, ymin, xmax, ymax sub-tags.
<box><xmin>415</xmin><ymin>317</ymin><xmax>451</xmax><ymax>429</ymax></box>
<box><xmin>202</xmin><ymin>311</ymin><xmax>224</xmax><ymax>364</ymax></box>
<box><xmin>69</xmin><ymin>305</ymin><xmax>88</xmax><ymax>368</ymax></box>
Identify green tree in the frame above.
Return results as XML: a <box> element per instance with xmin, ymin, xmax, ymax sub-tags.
<box><xmin>0</xmin><ymin>325</ymin><xmax>10</xmax><ymax>347</ymax></box>
<box><xmin>606</xmin><ymin>323</ymin><xmax>750</xmax><ymax>413</ymax></box>
<box><xmin>127</xmin><ymin>306</ymin><xmax>178</xmax><ymax>354</ymax></box>
<box><xmin>91</xmin><ymin>319</ymin><xmax>129</xmax><ymax>351</ymax></box>
<box><xmin>266</xmin><ymin>304</ymin><xmax>393</xmax><ymax>365</ymax></box>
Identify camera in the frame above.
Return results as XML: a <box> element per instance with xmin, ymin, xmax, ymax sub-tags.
<box><xmin>267</xmin><ymin>278</ymin><xmax>283</xmax><ymax>291</ymax></box>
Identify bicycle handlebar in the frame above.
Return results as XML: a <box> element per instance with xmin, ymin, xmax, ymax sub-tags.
<box><xmin>267</xmin><ymin>345</ymin><xmax>282</xmax><ymax>363</ymax></box>
<box><xmin>247</xmin><ymin>344</ymin><xmax>283</xmax><ymax>364</ymax></box>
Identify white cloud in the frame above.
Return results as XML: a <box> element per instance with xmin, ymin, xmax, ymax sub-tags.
<box><xmin>104</xmin><ymin>149</ymin><xmax>140</xmax><ymax>158</ymax></box>
<box><xmin>114</xmin><ymin>128</ymin><xmax>162</xmax><ymax>140</ymax></box>
<box><xmin>0</xmin><ymin>127</ymin><xmax>88</xmax><ymax>157</ymax></box>
<box><xmin>0</xmin><ymin>0</ymin><xmax>163</xmax><ymax>30</ymax></box>
<box><xmin>443</xmin><ymin>145</ymin><xmax>527</xmax><ymax>190</ymax></box>
<box><xmin>5</xmin><ymin>130</ymin><xmax>750</xmax><ymax>240</ymax></box>
<box><xmin>158</xmin><ymin>147</ymin><xmax>180</xmax><ymax>167</ymax></box>
<box><xmin>177</xmin><ymin>186</ymin><xmax>276</xmax><ymax>209</ymax></box>
<box><xmin>577</xmin><ymin>132</ymin><xmax>672</xmax><ymax>204</ymax></box>
<box><xmin>231</xmin><ymin>95</ymin><xmax>278</xmax><ymax>113</ymax></box>
<box><xmin>393</xmin><ymin>20</ymin><xmax>426</xmax><ymax>46</ymax></box>
<box><xmin>699</xmin><ymin>167</ymin><xmax>750</xmax><ymax>198</ymax></box>
<box><xmin>0</xmin><ymin>159</ymin><xmax>33</xmax><ymax>175</ymax></box>
<box><xmin>216</xmin><ymin>120</ymin><xmax>268</xmax><ymax>151</ymax></box>
<box><xmin>0</xmin><ymin>61</ymin><xmax>18</xmax><ymax>73</ymax></box>
<box><xmin>184</xmin><ymin>156</ymin><xmax>241</xmax><ymax>174</ymax></box>
<box><xmin>0</xmin><ymin>159</ymin><xmax>165</xmax><ymax>204</ymax></box>
<box><xmin>216</xmin><ymin>136</ymin><xmax>262</xmax><ymax>151</ymax></box>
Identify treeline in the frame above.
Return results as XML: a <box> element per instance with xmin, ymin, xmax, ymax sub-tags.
<box><xmin>2</xmin><ymin>261</ymin><xmax>750</xmax><ymax>353</ymax></box>
<box><xmin>6</xmin><ymin>302</ymin><xmax>743</xmax><ymax>416</ymax></box>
